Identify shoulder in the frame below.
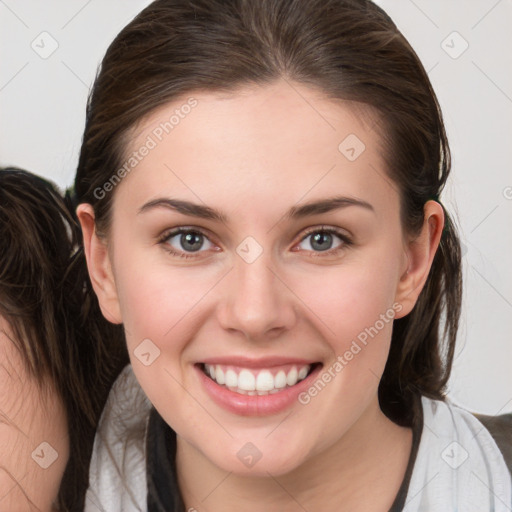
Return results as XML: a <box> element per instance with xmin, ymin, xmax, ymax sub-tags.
<box><xmin>472</xmin><ymin>411</ymin><xmax>512</xmax><ymax>475</ymax></box>
<box><xmin>402</xmin><ymin>396</ymin><xmax>512</xmax><ymax>510</ymax></box>
<box><xmin>85</xmin><ymin>364</ymin><xmax>151</xmax><ymax>512</ymax></box>
<box><xmin>421</xmin><ymin>395</ymin><xmax>512</xmax><ymax>475</ymax></box>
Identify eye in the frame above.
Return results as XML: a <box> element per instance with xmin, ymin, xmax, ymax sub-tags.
<box><xmin>295</xmin><ymin>226</ymin><xmax>352</xmax><ymax>256</ymax></box>
<box><xmin>157</xmin><ymin>225</ymin><xmax>353</xmax><ymax>260</ymax></box>
<box><xmin>158</xmin><ymin>227</ymin><xmax>215</xmax><ymax>259</ymax></box>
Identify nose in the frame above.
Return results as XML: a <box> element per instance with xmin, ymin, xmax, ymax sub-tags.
<box><xmin>217</xmin><ymin>249</ymin><xmax>297</xmax><ymax>342</ymax></box>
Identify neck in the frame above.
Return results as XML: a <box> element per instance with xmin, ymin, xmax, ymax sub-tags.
<box><xmin>176</xmin><ymin>396</ymin><xmax>413</xmax><ymax>512</ymax></box>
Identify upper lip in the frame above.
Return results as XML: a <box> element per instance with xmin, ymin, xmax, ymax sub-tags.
<box><xmin>199</xmin><ymin>356</ymin><xmax>319</xmax><ymax>368</ymax></box>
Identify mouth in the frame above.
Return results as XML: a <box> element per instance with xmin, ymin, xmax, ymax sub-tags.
<box><xmin>195</xmin><ymin>360</ymin><xmax>323</xmax><ymax>416</ymax></box>
<box><xmin>199</xmin><ymin>362</ymin><xmax>320</xmax><ymax>396</ymax></box>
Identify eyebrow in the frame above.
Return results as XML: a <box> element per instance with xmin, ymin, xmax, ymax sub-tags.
<box><xmin>137</xmin><ymin>195</ymin><xmax>375</xmax><ymax>223</ymax></box>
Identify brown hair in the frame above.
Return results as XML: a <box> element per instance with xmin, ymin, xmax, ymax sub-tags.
<box><xmin>75</xmin><ymin>0</ymin><xmax>462</xmax><ymax>428</ymax></box>
<box><xmin>75</xmin><ymin>0</ymin><xmax>460</xmax><ymax>470</ymax></box>
<box><xmin>0</xmin><ymin>168</ymin><xmax>128</xmax><ymax>510</ymax></box>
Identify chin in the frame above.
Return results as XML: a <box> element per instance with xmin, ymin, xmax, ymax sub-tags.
<box><xmin>200</xmin><ymin>436</ymin><xmax>312</xmax><ymax>477</ymax></box>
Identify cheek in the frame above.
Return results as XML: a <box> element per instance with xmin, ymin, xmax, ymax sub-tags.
<box><xmin>291</xmin><ymin>265</ymin><xmax>398</xmax><ymax>444</ymax></box>
<box><xmin>291</xmin><ymin>259</ymin><xmax>398</xmax><ymax>346</ymax></box>
<box><xmin>113</xmin><ymin>243</ymin><xmax>215</xmax><ymax>344</ymax></box>
<box><xmin>113</xmin><ymin>252</ymin><xmax>211</xmax><ymax>426</ymax></box>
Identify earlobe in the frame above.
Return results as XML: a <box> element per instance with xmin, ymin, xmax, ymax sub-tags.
<box><xmin>76</xmin><ymin>204</ymin><xmax>123</xmax><ymax>324</ymax></box>
<box><xmin>394</xmin><ymin>200</ymin><xmax>444</xmax><ymax>318</ymax></box>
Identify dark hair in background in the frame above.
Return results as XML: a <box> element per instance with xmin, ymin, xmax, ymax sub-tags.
<box><xmin>75</xmin><ymin>0</ymin><xmax>462</xmax><ymax>428</ymax></box>
<box><xmin>0</xmin><ymin>168</ymin><xmax>128</xmax><ymax>510</ymax></box>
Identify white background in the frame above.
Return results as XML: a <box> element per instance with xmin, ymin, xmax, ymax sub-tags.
<box><xmin>1</xmin><ymin>0</ymin><xmax>511</xmax><ymax>414</ymax></box>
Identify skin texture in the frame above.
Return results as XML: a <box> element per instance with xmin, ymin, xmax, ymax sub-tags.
<box><xmin>0</xmin><ymin>316</ymin><xmax>69</xmax><ymax>512</ymax></box>
<box><xmin>78</xmin><ymin>79</ymin><xmax>444</xmax><ymax>511</ymax></box>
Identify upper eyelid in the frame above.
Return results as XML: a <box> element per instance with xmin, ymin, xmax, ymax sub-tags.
<box><xmin>161</xmin><ymin>225</ymin><xmax>350</xmax><ymax>250</ymax></box>
<box><xmin>300</xmin><ymin>225</ymin><xmax>351</xmax><ymax>238</ymax></box>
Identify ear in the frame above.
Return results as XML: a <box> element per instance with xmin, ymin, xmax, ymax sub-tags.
<box><xmin>394</xmin><ymin>200</ymin><xmax>445</xmax><ymax>318</ymax></box>
<box><xmin>76</xmin><ymin>203</ymin><xmax>122</xmax><ymax>324</ymax></box>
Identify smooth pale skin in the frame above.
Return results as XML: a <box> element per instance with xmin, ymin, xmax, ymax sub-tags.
<box><xmin>78</xmin><ymin>79</ymin><xmax>444</xmax><ymax>511</ymax></box>
<box><xmin>0</xmin><ymin>315</ymin><xmax>69</xmax><ymax>511</ymax></box>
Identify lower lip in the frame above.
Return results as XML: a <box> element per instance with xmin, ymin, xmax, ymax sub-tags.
<box><xmin>195</xmin><ymin>364</ymin><xmax>323</xmax><ymax>416</ymax></box>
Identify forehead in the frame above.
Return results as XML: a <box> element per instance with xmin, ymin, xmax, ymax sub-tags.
<box><xmin>130</xmin><ymin>79</ymin><xmax>381</xmax><ymax>157</ymax></box>
<box><xmin>115</xmin><ymin>79</ymin><xmax>396</xmax><ymax>218</ymax></box>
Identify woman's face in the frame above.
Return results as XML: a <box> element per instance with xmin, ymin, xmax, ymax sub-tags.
<box><xmin>81</xmin><ymin>79</ymin><xmax>437</xmax><ymax>476</ymax></box>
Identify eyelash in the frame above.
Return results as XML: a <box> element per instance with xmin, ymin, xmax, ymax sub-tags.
<box><xmin>157</xmin><ymin>226</ymin><xmax>353</xmax><ymax>260</ymax></box>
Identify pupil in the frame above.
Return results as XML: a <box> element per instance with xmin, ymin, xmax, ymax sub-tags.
<box><xmin>182</xmin><ymin>232</ymin><xmax>202</xmax><ymax>252</ymax></box>
<box><xmin>311</xmin><ymin>232</ymin><xmax>332</xmax><ymax>251</ymax></box>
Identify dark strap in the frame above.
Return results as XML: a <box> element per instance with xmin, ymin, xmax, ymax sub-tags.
<box><xmin>146</xmin><ymin>407</ymin><xmax>185</xmax><ymax>512</ymax></box>
<box><xmin>473</xmin><ymin>412</ymin><xmax>512</xmax><ymax>476</ymax></box>
<box><xmin>388</xmin><ymin>392</ymin><xmax>424</xmax><ymax>511</ymax></box>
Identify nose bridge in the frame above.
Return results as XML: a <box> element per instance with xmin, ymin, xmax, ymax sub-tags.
<box><xmin>219</xmin><ymin>238</ymin><xmax>295</xmax><ymax>339</ymax></box>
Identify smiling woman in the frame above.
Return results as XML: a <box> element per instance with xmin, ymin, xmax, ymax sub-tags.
<box><xmin>53</xmin><ymin>0</ymin><xmax>512</xmax><ymax>510</ymax></box>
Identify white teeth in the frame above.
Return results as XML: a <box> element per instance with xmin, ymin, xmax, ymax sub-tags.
<box><xmin>255</xmin><ymin>370</ymin><xmax>275</xmax><ymax>391</ymax></box>
<box><xmin>203</xmin><ymin>363</ymin><xmax>312</xmax><ymax>394</ymax></box>
<box><xmin>274</xmin><ymin>370</ymin><xmax>287</xmax><ymax>389</ymax></box>
<box><xmin>238</xmin><ymin>369</ymin><xmax>256</xmax><ymax>391</ymax></box>
<box><xmin>225</xmin><ymin>369</ymin><xmax>238</xmax><ymax>388</ymax></box>
<box><xmin>298</xmin><ymin>366</ymin><xmax>309</xmax><ymax>380</ymax></box>
<box><xmin>215</xmin><ymin>366</ymin><xmax>225</xmax><ymax>385</ymax></box>
<box><xmin>286</xmin><ymin>367</ymin><xmax>298</xmax><ymax>386</ymax></box>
